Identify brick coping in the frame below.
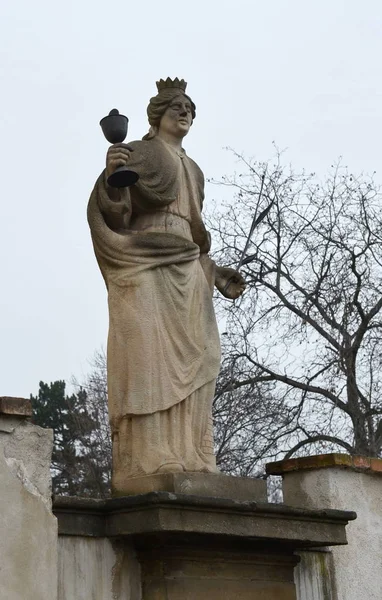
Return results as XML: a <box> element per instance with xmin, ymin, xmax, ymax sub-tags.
<box><xmin>0</xmin><ymin>396</ymin><xmax>32</xmax><ymax>417</ymax></box>
<box><xmin>266</xmin><ymin>453</ymin><xmax>382</xmax><ymax>476</ymax></box>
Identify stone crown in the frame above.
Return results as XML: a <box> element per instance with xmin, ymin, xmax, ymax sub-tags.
<box><xmin>156</xmin><ymin>77</ymin><xmax>187</xmax><ymax>93</ymax></box>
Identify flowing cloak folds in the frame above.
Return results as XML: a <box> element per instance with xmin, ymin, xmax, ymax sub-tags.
<box><xmin>87</xmin><ymin>137</ymin><xmax>221</xmax><ymax>426</ymax></box>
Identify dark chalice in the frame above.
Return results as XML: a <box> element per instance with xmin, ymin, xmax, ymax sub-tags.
<box><xmin>100</xmin><ymin>109</ymin><xmax>139</xmax><ymax>188</ymax></box>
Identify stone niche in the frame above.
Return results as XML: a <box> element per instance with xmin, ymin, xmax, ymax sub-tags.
<box><xmin>54</xmin><ymin>473</ymin><xmax>355</xmax><ymax>600</ymax></box>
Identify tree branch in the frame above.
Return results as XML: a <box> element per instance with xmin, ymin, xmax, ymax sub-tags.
<box><xmin>284</xmin><ymin>435</ymin><xmax>354</xmax><ymax>459</ymax></box>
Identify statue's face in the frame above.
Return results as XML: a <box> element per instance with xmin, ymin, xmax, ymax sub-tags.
<box><xmin>159</xmin><ymin>95</ymin><xmax>193</xmax><ymax>139</ymax></box>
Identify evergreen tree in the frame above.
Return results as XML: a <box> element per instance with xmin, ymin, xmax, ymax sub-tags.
<box><xmin>31</xmin><ymin>380</ymin><xmax>111</xmax><ymax>497</ymax></box>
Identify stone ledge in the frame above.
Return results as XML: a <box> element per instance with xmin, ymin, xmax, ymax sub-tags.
<box><xmin>266</xmin><ymin>453</ymin><xmax>382</xmax><ymax>476</ymax></box>
<box><xmin>53</xmin><ymin>491</ymin><xmax>356</xmax><ymax>549</ymax></box>
<box><xmin>0</xmin><ymin>396</ymin><xmax>32</xmax><ymax>417</ymax></box>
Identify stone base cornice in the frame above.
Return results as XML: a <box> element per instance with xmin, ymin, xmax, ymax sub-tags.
<box><xmin>53</xmin><ymin>490</ymin><xmax>356</xmax><ymax>549</ymax></box>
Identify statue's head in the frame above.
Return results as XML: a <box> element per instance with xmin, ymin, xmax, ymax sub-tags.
<box><xmin>143</xmin><ymin>78</ymin><xmax>196</xmax><ymax>141</ymax></box>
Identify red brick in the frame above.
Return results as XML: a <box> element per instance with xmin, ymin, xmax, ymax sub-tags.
<box><xmin>370</xmin><ymin>458</ymin><xmax>382</xmax><ymax>473</ymax></box>
<box><xmin>352</xmin><ymin>456</ymin><xmax>371</xmax><ymax>470</ymax></box>
<box><xmin>266</xmin><ymin>453</ymin><xmax>382</xmax><ymax>477</ymax></box>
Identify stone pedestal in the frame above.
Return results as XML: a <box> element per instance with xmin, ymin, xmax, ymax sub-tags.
<box><xmin>137</xmin><ymin>540</ymin><xmax>298</xmax><ymax>599</ymax></box>
<box><xmin>112</xmin><ymin>471</ymin><xmax>267</xmax><ymax>501</ymax></box>
<box><xmin>54</xmin><ymin>487</ymin><xmax>355</xmax><ymax>600</ymax></box>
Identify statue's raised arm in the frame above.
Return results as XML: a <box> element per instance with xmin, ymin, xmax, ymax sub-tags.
<box><xmin>88</xmin><ymin>78</ymin><xmax>245</xmax><ymax>495</ymax></box>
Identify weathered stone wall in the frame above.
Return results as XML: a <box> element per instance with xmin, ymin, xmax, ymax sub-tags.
<box><xmin>294</xmin><ymin>550</ymin><xmax>336</xmax><ymax>600</ymax></box>
<box><xmin>0</xmin><ymin>397</ymin><xmax>57</xmax><ymax>600</ymax></box>
<box><xmin>57</xmin><ymin>537</ymin><xmax>141</xmax><ymax>600</ymax></box>
<box><xmin>267</xmin><ymin>454</ymin><xmax>382</xmax><ymax>600</ymax></box>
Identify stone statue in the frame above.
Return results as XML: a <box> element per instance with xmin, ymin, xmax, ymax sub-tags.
<box><xmin>88</xmin><ymin>78</ymin><xmax>245</xmax><ymax>493</ymax></box>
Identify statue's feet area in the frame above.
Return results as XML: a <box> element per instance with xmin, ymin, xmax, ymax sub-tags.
<box><xmin>111</xmin><ymin>471</ymin><xmax>268</xmax><ymax>501</ymax></box>
<box><xmin>156</xmin><ymin>463</ymin><xmax>185</xmax><ymax>473</ymax></box>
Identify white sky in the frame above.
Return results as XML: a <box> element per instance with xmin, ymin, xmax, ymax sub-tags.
<box><xmin>1</xmin><ymin>0</ymin><xmax>382</xmax><ymax>397</ymax></box>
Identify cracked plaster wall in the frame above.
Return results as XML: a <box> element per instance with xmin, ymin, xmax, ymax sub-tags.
<box><xmin>283</xmin><ymin>467</ymin><xmax>382</xmax><ymax>600</ymax></box>
<box><xmin>0</xmin><ymin>415</ymin><xmax>58</xmax><ymax>600</ymax></box>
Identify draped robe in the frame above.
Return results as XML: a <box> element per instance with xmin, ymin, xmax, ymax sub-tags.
<box><xmin>88</xmin><ymin>137</ymin><xmax>221</xmax><ymax>481</ymax></box>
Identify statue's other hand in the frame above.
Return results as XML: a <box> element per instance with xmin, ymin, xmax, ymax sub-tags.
<box><xmin>215</xmin><ymin>267</ymin><xmax>246</xmax><ymax>300</ymax></box>
<box><xmin>106</xmin><ymin>143</ymin><xmax>134</xmax><ymax>178</ymax></box>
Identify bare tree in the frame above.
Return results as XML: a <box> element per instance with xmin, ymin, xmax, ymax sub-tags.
<box><xmin>213</xmin><ymin>357</ymin><xmax>294</xmax><ymax>475</ymax></box>
<box><xmin>72</xmin><ymin>350</ymin><xmax>112</xmax><ymax>496</ymax></box>
<box><xmin>208</xmin><ymin>151</ymin><xmax>382</xmax><ymax>459</ymax></box>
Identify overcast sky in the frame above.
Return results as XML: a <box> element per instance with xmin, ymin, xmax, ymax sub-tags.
<box><xmin>1</xmin><ymin>0</ymin><xmax>381</xmax><ymax>397</ymax></box>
